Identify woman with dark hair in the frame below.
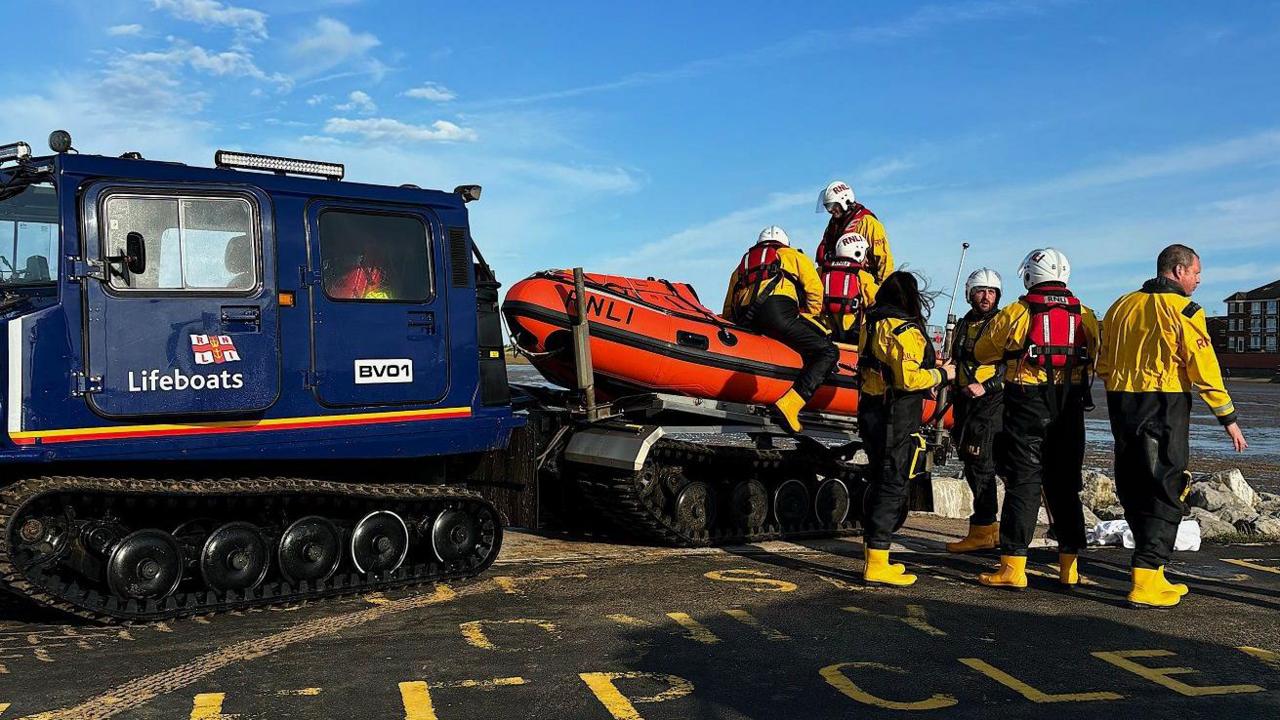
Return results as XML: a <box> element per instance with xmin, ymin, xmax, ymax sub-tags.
<box><xmin>857</xmin><ymin>271</ymin><xmax>955</xmax><ymax>585</ymax></box>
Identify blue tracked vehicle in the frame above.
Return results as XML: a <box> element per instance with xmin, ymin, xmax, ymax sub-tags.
<box><xmin>0</xmin><ymin>132</ymin><xmax>947</xmax><ymax>623</ymax></box>
<box><xmin>0</xmin><ymin>133</ymin><xmax>520</xmax><ymax>621</ymax></box>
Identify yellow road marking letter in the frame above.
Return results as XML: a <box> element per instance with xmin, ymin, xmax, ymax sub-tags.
<box><xmin>579</xmin><ymin>671</ymin><xmax>693</xmax><ymax>720</ymax></box>
<box><xmin>703</xmin><ymin>569</ymin><xmax>797</xmax><ymax>592</ymax></box>
<box><xmin>821</xmin><ymin>662</ymin><xmax>958</xmax><ymax>711</ymax></box>
<box><xmin>1092</xmin><ymin>649</ymin><xmax>1265</xmax><ymax>696</ymax></box>
<box><xmin>959</xmin><ymin>658</ymin><xmax>1123</xmax><ymax>702</ymax></box>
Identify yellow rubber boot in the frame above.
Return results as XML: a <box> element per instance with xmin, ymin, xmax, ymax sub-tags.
<box><xmin>978</xmin><ymin>555</ymin><xmax>1028</xmax><ymax>589</ymax></box>
<box><xmin>946</xmin><ymin>523</ymin><xmax>998</xmax><ymax>553</ymax></box>
<box><xmin>864</xmin><ymin>546</ymin><xmax>906</xmax><ymax>574</ymax></box>
<box><xmin>1058</xmin><ymin>553</ymin><xmax>1079</xmax><ymax>587</ymax></box>
<box><xmin>863</xmin><ymin>548</ymin><xmax>917</xmax><ymax>587</ymax></box>
<box><xmin>1156</xmin><ymin>566</ymin><xmax>1189</xmax><ymax>597</ymax></box>
<box><xmin>1128</xmin><ymin>567</ymin><xmax>1181</xmax><ymax>608</ymax></box>
<box><xmin>773</xmin><ymin>389</ymin><xmax>805</xmax><ymax>433</ymax></box>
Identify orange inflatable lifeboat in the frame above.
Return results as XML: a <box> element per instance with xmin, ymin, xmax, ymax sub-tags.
<box><xmin>503</xmin><ymin>270</ymin><xmax>949</xmax><ymax>424</ymax></box>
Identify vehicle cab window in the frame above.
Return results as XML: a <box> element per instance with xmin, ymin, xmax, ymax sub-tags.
<box><xmin>319</xmin><ymin>210</ymin><xmax>431</xmax><ymax>302</ymax></box>
<box><xmin>0</xmin><ymin>182</ymin><xmax>58</xmax><ymax>285</ymax></box>
<box><xmin>103</xmin><ymin>195</ymin><xmax>256</xmax><ymax>292</ymax></box>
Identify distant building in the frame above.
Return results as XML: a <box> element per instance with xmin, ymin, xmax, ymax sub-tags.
<box><xmin>1221</xmin><ymin>280</ymin><xmax>1280</xmax><ymax>378</ymax></box>
<box><xmin>1206</xmin><ymin>315</ymin><xmax>1228</xmax><ymax>352</ymax></box>
<box><xmin>1224</xmin><ymin>280</ymin><xmax>1280</xmax><ymax>353</ymax></box>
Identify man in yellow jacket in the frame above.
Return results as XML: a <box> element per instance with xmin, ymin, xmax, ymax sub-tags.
<box><xmin>1096</xmin><ymin>244</ymin><xmax>1248</xmax><ymax>608</ymax></box>
<box><xmin>973</xmin><ymin>248</ymin><xmax>1099</xmax><ymax>590</ymax></box>
<box><xmin>946</xmin><ymin>268</ymin><xmax>1006</xmax><ymax>553</ymax></box>
<box><xmin>815</xmin><ymin>181</ymin><xmax>894</xmax><ymax>284</ymax></box>
<box><xmin>724</xmin><ymin>225</ymin><xmax>838</xmax><ymax>432</ymax></box>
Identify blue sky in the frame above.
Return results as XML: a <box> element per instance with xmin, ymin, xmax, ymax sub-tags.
<box><xmin>5</xmin><ymin>0</ymin><xmax>1280</xmax><ymax>317</ymax></box>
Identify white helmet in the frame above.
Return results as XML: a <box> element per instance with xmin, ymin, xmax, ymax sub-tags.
<box><xmin>1018</xmin><ymin>247</ymin><xmax>1070</xmax><ymax>289</ymax></box>
<box><xmin>965</xmin><ymin>268</ymin><xmax>1002</xmax><ymax>301</ymax></box>
<box><xmin>833</xmin><ymin>232</ymin><xmax>869</xmax><ymax>264</ymax></box>
<box><xmin>815</xmin><ymin>180</ymin><xmax>855</xmax><ymax>213</ymax></box>
<box><xmin>758</xmin><ymin>225</ymin><xmax>790</xmax><ymax>246</ymax></box>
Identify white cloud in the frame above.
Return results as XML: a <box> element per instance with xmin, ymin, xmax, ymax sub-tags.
<box><xmin>125</xmin><ymin>41</ymin><xmax>291</xmax><ymax>90</ymax></box>
<box><xmin>306</xmin><ymin>94</ymin><xmax>328</xmax><ymax>106</ymax></box>
<box><xmin>151</xmin><ymin>0</ymin><xmax>268</xmax><ymax>41</ymax></box>
<box><xmin>480</xmin><ymin>0</ymin><xmax>1067</xmax><ymax>107</ymax></box>
<box><xmin>323</xmin><ymin>117</ymin><xmax>478</xmax><ymax>143</ymax></box>
<box><xmin>288</xmin><ymin>18</ymin><xmax>381</xmax><ymax>79</ymax></box>
<box><xmin>862</xmin><ymin>0</ymin><xmax>1066</xmax><ymax>41</ymax></box>
<box><xmin>403</xmin><ymin>82</ymin><xmax>456</xmax><ymax>102</ymax></box>
<box><xmin>334</xmin><ymin>90</ymin><xmax>377</xmax><ymax>114</ymax></box>
<box><xmin>108</xmin><ymin>24</ymin><xmax>144</xmax><ymax>36</ymax></box>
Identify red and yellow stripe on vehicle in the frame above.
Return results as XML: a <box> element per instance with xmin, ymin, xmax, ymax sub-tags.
<box><xmin>8</xmin><ymin>406</ymin><xmax>472</xmax><ymax>445</ymax></box>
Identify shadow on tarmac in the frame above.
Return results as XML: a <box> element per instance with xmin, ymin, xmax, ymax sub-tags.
<box><xmin>606</xmin><ymin>567</ymin><xmax>1279</xmax><ymax>720</ymax></box>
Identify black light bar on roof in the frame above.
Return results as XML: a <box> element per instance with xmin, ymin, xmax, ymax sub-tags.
<box><xmin>214</xmin><ymin>150</ymin><xmax>344</xmax><ymax>180</ymax></box>
<box><xmin>0</xmin><ymin>141</ymin><xmax>32</xmax><ymax>163</ymax></box>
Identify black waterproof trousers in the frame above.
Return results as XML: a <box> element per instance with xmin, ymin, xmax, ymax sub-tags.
<box><xmin>861</xmin><ymin>392</ymin><xmax>925</xmax><ymax>549</ymax></box>
<box><xmin>751</xmin><ymin>296</ymin><xmax>839</xmax><ymax>399</ymax></box>
<box><xmin>954</xmin><ymin>390</ymin><xmax>1003</xmax><ymax>526</ymax></box>
<box><xmin>996</xmin><ymin>383</ymin><xmax>1087</xmax><ymax>555</ymax></box>
<box><xmin>1108</xmin><ymin>391</ymin><xmax>1191</xmax><ymax>569</ymax></box>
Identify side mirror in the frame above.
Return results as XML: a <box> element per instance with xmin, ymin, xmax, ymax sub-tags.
<box><xmin>107</xmin><ymin>231</ymin><xmax>147</xmax><ymax>283</ymax></box>
<box><xmin>125</xmin><ymin>232</ymin><xmax>147</xmax><ymax>275</ymax></box>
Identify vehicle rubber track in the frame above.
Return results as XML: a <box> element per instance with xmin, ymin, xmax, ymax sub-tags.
<box><xmin>573</xmin><ymin>438</ymin><xmax>861</xmax><ymax>547</ymax></box>
<box><xmin>0</xmin><ymin>476</ymin><xmax>502</xmax><ymax>623</ymax></box>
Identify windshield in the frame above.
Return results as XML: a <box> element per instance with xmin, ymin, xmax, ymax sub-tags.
<box><xmin>0</xmin><ymin>182</ymin><xmax>57</xmax><ymax>286</ymax></box>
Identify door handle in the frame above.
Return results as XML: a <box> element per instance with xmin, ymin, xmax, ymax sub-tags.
<box><xmin>408</xmin><ymin>310</ymin><xmax>435</xmax><ymax>335</ymax></box>
<box><xmin>221</xmin><ymin>305</ymin><xmax>261</xmax><ymax>332</ymax></box>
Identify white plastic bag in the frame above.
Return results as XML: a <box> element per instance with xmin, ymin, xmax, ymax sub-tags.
<box><xmin>1087</xmin><ymin>519</ymin><xmax>1133</xmax><ymax>548</ymax></box>
<box><xmin>1173</xmin><ymin>519</ymin><xmax>1201</xmax><ymax>552</ymax></box>
<box><xmin>1086</xmin><ymin>518</ymin><xmax>1201</xmax><ymax>552</ymax></box>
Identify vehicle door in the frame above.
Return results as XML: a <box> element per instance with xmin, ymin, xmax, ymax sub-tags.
<box><xmin>305</xmin><ymin>202</ymin><xmax>449</xmax><ymax>406</ymax></box>
<box><xmin>81</xmin><ymin>184</ymin><xmax>280</xmax><ymax>417</ymax></box>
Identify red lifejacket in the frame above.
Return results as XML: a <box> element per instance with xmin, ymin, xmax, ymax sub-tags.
<box><xmin>820</xmin><ymin>257</ymin><xmax>863</xmax><ymax>315</ymax></box>
<box><xmin>735</xmin><ymin>240</ymin><xmax>787</xmax><ymax>288</ymax></box>
<box><xmin>818</xmin><ymin>205</ymin><xmax>879</xmax><ymax>264</ymax></box>
<box><xmin>1009</xmin><ymin>288</ymin><xmax>1090</xmax><ymax>369</ymax></box>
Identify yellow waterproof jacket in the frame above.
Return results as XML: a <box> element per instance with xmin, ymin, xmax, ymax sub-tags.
<box><xmin>951</xmin><ymin>309</ymin><xmax>1000</xmax><ymax>387</ymax></box>
<box><xmin>822</xmin><ymin>269</ymin><xmax>880</xmax><ymax>338</ymax></box>
<box><xmin>974</xmin><ymin>288</ymin><xmax>1100</xmax><ymax>386</ymax></box>
<box><xmin>723</xmin><ymin>245</ymin><xmax>825</xmax><ymax>320</ymax></box>
<box><xmin>1096</xmin><ymin>277</ymin><xmax>1236</xmax><ymax>425</ymax></box>
<box><xmin>857</xmin><ymin>311</ymin><xmax>944</xmax><ymax>397</ymax></box>
<box><xmin>818</xmin><ymin>207</ymin><xmax>895</xmax><ymax>283</ymax></box>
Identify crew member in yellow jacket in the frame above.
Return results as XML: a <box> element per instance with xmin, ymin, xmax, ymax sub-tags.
<box><xmin>816</xmin><ymin>180</ymin><xmax>894</xmax><ymax>284</ymax></box>
<box><xmin>1096</xmin><ymin>243</ymin><xmax>1248</xmax><ymax>608</ymax></box>
<box><xmin>724</xmin><ymin>225</ymin><xmax>838</xmax><ymax>433</ymax></box>
<box><xmin>945</xmin><ymin>268</ymin><xmax>1006</xmax><ymax>553</ymax></box>
<box><xmin>973</xmin><ymin>248</ymin><xmax>1099</xmax><ymax>591</ymax></box>
<box><xmin>857</xmin><ymin>271</ymin><xmax>956</xmax><ymax>586</ymax></box>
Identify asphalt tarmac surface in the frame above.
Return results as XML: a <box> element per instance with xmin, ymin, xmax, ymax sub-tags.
<box><xmin>1</xmin><ymin>516</ymin><xmax>1277</xmax><ymax>720</ymax></box>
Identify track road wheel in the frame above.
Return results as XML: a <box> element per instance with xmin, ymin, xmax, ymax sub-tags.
<box><xmin>430</xmin><ymin>505</ymin><xmax>499</xmax><ymax>569</ymax></box>
<box><xmin>351</xmin><ymin>511</ymin><xmax>410</xmax><ymax>574</ymax></box>
<box><xmin>673</xmin><ymin>481</ymin><xmax>715</xmax><ymax>535</ymax></box>
<box><xmin>815</xmin><ymin>479</ymin><xmax>851</xmax><ymax>525</ymax></box>
<box><xmin>278</xmin><ymin>516</ymin><xmax>343</xmax><ymax>583</ymax></box>
<box><xmin>773</xmin><ymin>479</ymin><xmax>810</xmax><ymax>529</ymax></box>
<box><xmin>200</xmin><ymin>522</ymin><xmax>270</xmax><ymax>591</ymax></box>
<box><xmin>729</xmin><ymin>480</ymin><xmax>768</xmax><ymax>533</ymax></box>
<box><xmin>106</xmin><ymin>529</ymin><xmax>184</xmax><ymax>600</ymax></box>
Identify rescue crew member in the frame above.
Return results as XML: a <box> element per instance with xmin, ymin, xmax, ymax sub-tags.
<box><xmin>858</xmin><ymin>271</ymin><xmax>956</xmax><ymax>585</ymax></box>
<box><xmin>815</xmin><ymin>180</ymin><xmax>894</xmax><ymax>284</ymax></box>
<box><xmin>973</xmin><ymin>248</ymin><xmax>1098</xmax><ymax>590</ymax></box>
<box><xmin>945</xmin><ymin>268</ymin><xmax>1005</xmax><ymax>553</ymax></box>
<box><xmin>723</xmin><ymin>225</ymin><xmax>838</xmax><ymax>433</ymax></box>
<box><xmin>1096</xmin><ymin>244</ymin><xmax>1248</xmax><ymax>608</ymax></box>
<box><xmin>333</xmin><ymin>252</ymin><xmax>391</xmax><ymax>299</ymax></box>
<box><xmin>818</xmin><ymin>232</ymin><xmax>880</xmax><ymax>344</ymax></box>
